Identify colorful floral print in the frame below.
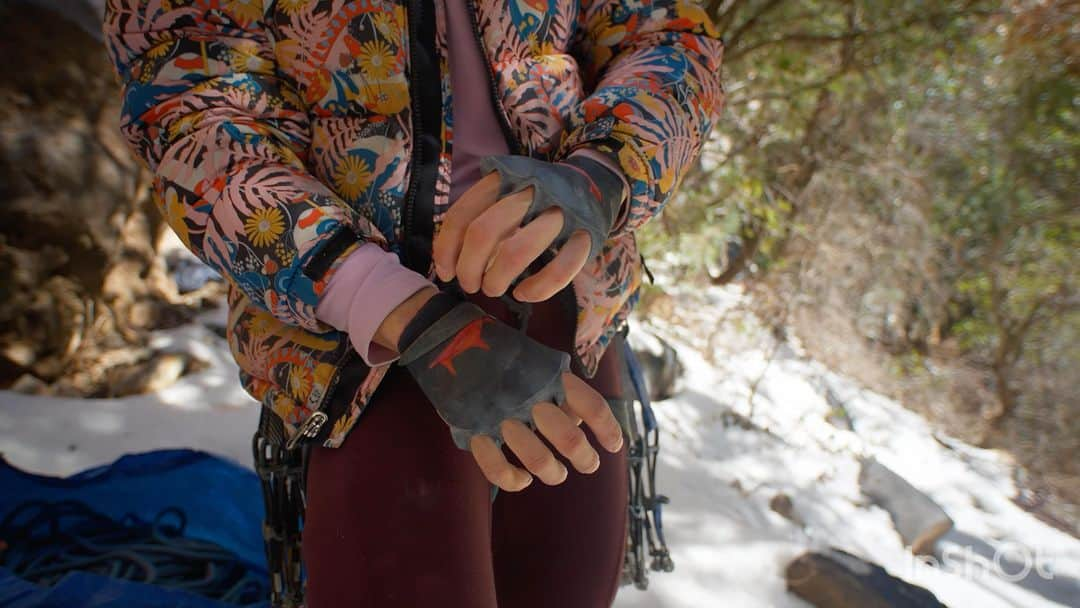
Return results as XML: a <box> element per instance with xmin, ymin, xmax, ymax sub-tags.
<box><xmin>105</xmin><ymin>0</ymin><xmax>725</xmax><ymax>447</ymax></box>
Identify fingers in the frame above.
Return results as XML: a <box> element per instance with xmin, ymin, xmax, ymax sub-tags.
<box><xmin>434</xmin><ymin>171</ymin><xmax>595</xmax><ymax>299</ymax></box>
<box><xmin>561</xmin><ymin>372</ymin><xmax>624</xmax><ymax>454</ymax></box>
<box><xmin>469</xmin><ymin>378</ymin><xmax>620</xmax><ymax>489</ymax></box>
<box><xmin>470</xmin><ymin>435</ymin><xmax>532</xmax><ymax>492</ymax></box>
<box><xmin>512</xmin><ymin>230</ymin><xmax>592</xmax><ymax>302</ymax></box>
<box><xmin>559</xmin><ymin>400</ymin><xmax>583</xmax><ymax>427</ymax></box>
<box><xmin>433</xmin><ymin>173</ymin><xmax>500</xmax><ymax>281</ymax></box>
<box><xmin>531</xmin><ymin>402</ymin><xmax>600</xmax><ymax>474</ymax></box>
<box><xmin>501</xmin><ymin>419</ymin><xmax>569</xmax><ymax>486</ymax></box>
<box><xmin>480</xmin><ymin>207</ymin><xmax>563</xmax><ymax>297</ymax></box>
<box><xmin>454</xmin><ymin>189</ymin><xmax>532</xmax><ymax>293</ymax></box>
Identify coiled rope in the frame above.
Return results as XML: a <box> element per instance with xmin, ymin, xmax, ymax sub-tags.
<box><xmin>0</xmin><ymin>500</ymin><xmax>268</xmax><ymax>606</ymax></box>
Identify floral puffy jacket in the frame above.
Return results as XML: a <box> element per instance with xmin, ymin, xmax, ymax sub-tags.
<box><xmin>105</xmin><ymin>0</ymin><xmax>725</xmax><ymax>448</ymax></box>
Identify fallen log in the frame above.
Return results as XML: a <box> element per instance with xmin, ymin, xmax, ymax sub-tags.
<box><xmin>859</xmin><ymin>457</ymin><xmax>954</xmax><ymax>555</ymax></box>
<box><xmin>785</xmin><ymin>549</ymin><xmax>948</xmax><ymax>608</ymax></box>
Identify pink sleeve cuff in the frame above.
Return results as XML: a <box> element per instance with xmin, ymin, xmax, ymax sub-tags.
<box><xmin>568</xmin><ymin>148</ymin><xmax>630</xmax><ymax>234</ymax></box>
<box><xmin>315</xmin><ymin>243</ymin><xmax>436</xmax><ymax>367</ymax></box>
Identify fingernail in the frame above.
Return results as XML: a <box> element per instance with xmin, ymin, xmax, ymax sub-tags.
<box><xmin>557</xmin><ymin>464</ymin><xmax>569</xmax><ymax>483</ymax></box>
<box><xmin>610</xmin><ymin>435</ymin><xmax>624</xmax><ymax>453</ymax></box>
<box><xmin>585</xmin><ymin>454</ymin><xmax>600</xmax><ymax>474</ymax></box>
<box><xmin>520</xmin><ymin>473</ymin><xmax>534</xmax><ymax>489</ymax></box>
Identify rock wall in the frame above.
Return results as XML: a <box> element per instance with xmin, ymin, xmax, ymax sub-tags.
<box><xmin>0</xmin><ymin>0</ymin><xmax>184</xmax><ymax>394</ymax></box>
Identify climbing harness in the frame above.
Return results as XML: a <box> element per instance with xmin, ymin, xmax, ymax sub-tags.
<box><xmin>250</xmin><ymin>280</ymin><xmax>675</xmax><ymax>605</ymax></box>
<box><xmin>0</xmin><ymin>500</ymin><xmax>267</xmax><ymax>605</ymax></box>
<box><xmin>620</xmin><ymin>332</ymin><xmax>675</xmax><ymax>589</ymax></box>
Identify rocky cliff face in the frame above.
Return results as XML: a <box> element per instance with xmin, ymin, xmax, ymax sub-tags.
<box><xmin>0</xmin><ymin>1</ymin><xmax>204</xmax><ymax>396</ymax></box>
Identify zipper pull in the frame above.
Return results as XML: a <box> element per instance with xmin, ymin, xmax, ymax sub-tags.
<box><xmin>285</xmin><ymin>411</ymin><xmax>328</xmax><ymax>450</ymax></box>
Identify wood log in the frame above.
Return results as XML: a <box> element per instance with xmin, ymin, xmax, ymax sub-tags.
<box><xmin>785</xmin><ymin>549</ymin><xmax>948</xmax><ymax>608</ymax></box>
<box><xmin>859</xmin><ymin>457</ymin><xmax>954</xmax><ymax>555</ymax></box>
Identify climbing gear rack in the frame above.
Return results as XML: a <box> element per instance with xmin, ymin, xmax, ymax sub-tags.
<box><xmin>253</xmin><ymin>407</ymin><xmax>306</xmax><ymax>608</ymax></box>
<box><xmin>621</xmin><ymin>334</ymin><xmax>675</xmax><ymax>590</ymax></box>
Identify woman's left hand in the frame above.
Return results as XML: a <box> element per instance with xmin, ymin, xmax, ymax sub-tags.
<box><xmin>431</xmin><ymin>171</ymin><xmax>592</xmax><ymax>301</ymax></box>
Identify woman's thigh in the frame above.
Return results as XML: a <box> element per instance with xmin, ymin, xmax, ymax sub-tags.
<box><xmin>491</xmin><ymin>425</ymin><xmax>628</xmax><ymax>608</ymax></box>
<box><xmin>489</xmin><ymin>318</ymin><xmax>630</xmax><ymax>608</ymax></box>
<box><xmin>302</xmin><ymin>366</ymin><xmax>498</xmax><ymax>608</ymax></box>
<box><xmin>303</xmin><ymin>292</ymin><xmax>630</xmax><ymax>607</ymax></box>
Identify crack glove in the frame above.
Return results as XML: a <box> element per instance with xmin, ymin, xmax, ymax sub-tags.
<box><xmin>396</xmin><ymin>293</ymin><xmax>570</xmax><ymax>450</ymax></box>
<box><xmin>479</xmin><ymin>154</ymin><xmax>626</xmax><ymax>260</ymax></box>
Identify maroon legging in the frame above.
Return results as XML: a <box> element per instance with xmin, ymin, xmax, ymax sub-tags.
<box><xmin>302</xmin><ymin>293</ymin><xmax>630</xmax><ymax>607</ymax></box>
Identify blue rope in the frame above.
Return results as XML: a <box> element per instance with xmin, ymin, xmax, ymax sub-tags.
<box><xmin>0</xmin><ymin>500</ymin><xmax>268</xmax><ymax>606</ymax></box>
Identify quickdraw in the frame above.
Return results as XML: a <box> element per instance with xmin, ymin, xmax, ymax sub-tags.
<box><xmin>621</xmin><ymin>334</ymin><xmax>675</xmax><ymax>590</ymax></box>
<box><xmin>253</xmin><ymin>407</ymin><xmax>306</xmax><ymax>608</ymax></box>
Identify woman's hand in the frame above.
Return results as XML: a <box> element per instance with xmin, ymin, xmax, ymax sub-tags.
<box><xmin>374</xmin><ymin>288</ymin><xmax>624</xmax><ymax>492</ymax></box>
<box><xmin>432</xmin><ymin>171</ymin><xmax>593</xmax><ymax>302</ymax></box>
<box><xmin>469</xmin><ymin>371</ymin><xmax>624</xmax><ymax>491</ymax></box>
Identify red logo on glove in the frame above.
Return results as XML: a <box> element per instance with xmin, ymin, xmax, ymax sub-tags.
<box><xmin>429</xmin><ymin>317</ymin><xmax>493</xmax><ymax>376</ymax></box>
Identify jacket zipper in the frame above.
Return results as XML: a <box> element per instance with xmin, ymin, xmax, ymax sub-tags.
<box><xmin>286</xmin><ymin>411</ymin><xmax>327</xmax><ymax>450</ymax></box>
<box><xmin>294</xmin><ymin>0</ymin><xmax>442</xmax><ymax>448</ymax></box>
<box><xmin>289</xmin><ymin>345</ymin><xmax>370</xmax><ymax>449</ymax></box>
<box><xmin>400</xmin><ymin>0</ymin><xmax>424</xmax><ymax>272</ymax></box>
<box><xmin>400</xmin><ymin>0</ymin><xmax>441</xmax><ymax>275</ymax></box>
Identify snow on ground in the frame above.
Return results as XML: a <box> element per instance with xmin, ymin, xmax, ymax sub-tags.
<box><xmin>0</xmin><ymin>306</ymin><xmax>260</xmax><ymax>475</ymax></box>
<box><xmin>613</xmin><ymin>277</ymin><xmax>1080</xmax><ymax>608</ymax></box>
<box><xmin>1</xmin><ymin>279</ymin><xmax>1077</xmax><ymax>607</ymax></box>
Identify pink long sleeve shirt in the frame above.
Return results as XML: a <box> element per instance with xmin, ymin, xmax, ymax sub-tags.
<box><xmin>316</xmin><ymin>0</ymin><xmax>627</xmax><ymax>366</ymax></box>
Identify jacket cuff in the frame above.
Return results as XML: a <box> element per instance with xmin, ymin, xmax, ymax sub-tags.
<box><xmin>315</xmin><ymin>242</ymin><xmax>437</xmax><ymax>367</ymax></box>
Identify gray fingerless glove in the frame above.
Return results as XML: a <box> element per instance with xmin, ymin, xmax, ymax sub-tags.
<box><xmin>480</xmin><ymin>154</ymin><xmax>626</xmax><ymax>259</ymax></box>
<box><xmin>397</xmin><ymin>298</ymin><xmax>570</xmax><ymax>450</ymax></box>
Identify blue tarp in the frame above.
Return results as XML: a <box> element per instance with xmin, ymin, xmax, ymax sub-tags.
<box><xmin>0</xmin><ymin>450</ymin><xmax>270</xmax><ymax>608</ymax></box>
